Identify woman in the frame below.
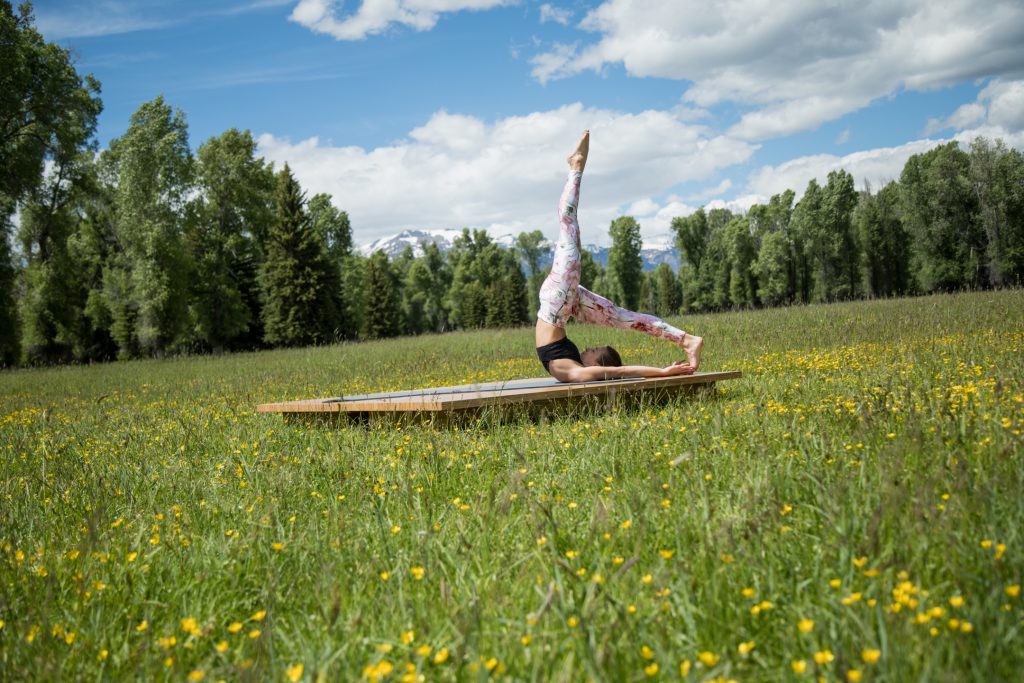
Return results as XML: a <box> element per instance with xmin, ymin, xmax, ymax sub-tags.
<box><xmin>535</xmin><ymin>130</ymin><xmax>703</xmax><ymax>383</ymax></box>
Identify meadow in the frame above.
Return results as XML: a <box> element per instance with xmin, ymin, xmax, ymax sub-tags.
<box><xmin>1</xmin><ymin>290</ymin><xmax>1022</xmax><ymax>682</ymax></box>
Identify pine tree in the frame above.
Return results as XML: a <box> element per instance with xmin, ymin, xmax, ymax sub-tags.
<box><xmin>362</xmin><ymin>250</ymin><xmax>402</xmax><ymax>339</ymax></box>
<box><xmin>260</xmin><ymin>164</ymin><xmax>339</xmax><ymax>346</ymax></box>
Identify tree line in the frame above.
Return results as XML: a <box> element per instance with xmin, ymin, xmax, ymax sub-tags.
<box><xmin>3</xmin><ymin>3</ymin><xmax>1023</xmax><ymax>367</ymax></box>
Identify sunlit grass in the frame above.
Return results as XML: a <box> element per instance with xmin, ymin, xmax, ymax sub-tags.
<box><xmin>1</xmin><ymin>290</ymin><xmax>1022</xmax><ymax>681</ymax></box>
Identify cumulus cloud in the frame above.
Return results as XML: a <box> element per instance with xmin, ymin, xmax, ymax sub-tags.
<box><xmin>289</xmin><ymin>0</ymin><xmax>513</xmax><ymax>40</ymax></box>
<box><xmin>747</xmin><ymin>139</ymin><xmax>947</xmax><ymax>199</ymax></box>
<box><xmin>256</xmin><ymin>103</ymin><xmax>756</xmax><ymax>246</ymax></box>
<box><xmin>923</xmin><ymin>78</ymin><xmax>1024</xmax><ymax>143</ymax></box>
<box><xmin>531</xmin><ymin>0</ymin><xmax>1024</xmax><ymax>139</ymax></box>
<box><xmin>539</xmin><ymin>3</ymin><xmax>571</xmax><ymax>25</ymax></box>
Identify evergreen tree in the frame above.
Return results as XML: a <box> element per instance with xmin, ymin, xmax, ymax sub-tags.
<box><xmin>102</xmin><ymin>97</ymin><xmax>193</xmax><ymax>357</ymax></box>
<box><xmin>260</xmin><ymin>164</ymin><xmax>339</xmax><ymax>346</ymax></box>
<box><xmin>515</xmin><ymin>229</ymin><xmax>550</xmax><ymax>319</ymax></box>
<box><xmin>308</xmin><ymin>193</ymin><xmax>353</xmax><ymax>336</ymax></box>
<box><xmin>486</xmin><ymin>252</ymin><xmax>530</xmax><ymax>328</ymax></box>
<box><xmin>651</xmin><ymin>263</ymin><xmax>681</xmax><ymax>316</ymax></box>
<box><xmin>579</xmin><ymin>249</ymin><xmax>602</xmax><ymax>291</ymax></box>
<box><xmin>189</xmin><ymin>129</ymin><xmax>274</xmax><ymax>354</ymax></box>
<box><xmin>607</xmin><ymin>216</ymin><xmax>643</xmax><ymax>310</ymax></box>
<box><xmin>362</xmin><ymin>250</ymin><xmax>402</xmax><ymax>339</ymax></box>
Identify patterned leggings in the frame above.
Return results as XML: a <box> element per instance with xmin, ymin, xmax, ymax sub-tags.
<box><xmin>536</xmin><ymin>170</ymin><xmax>688</xmax><ymax>345</ymax></box>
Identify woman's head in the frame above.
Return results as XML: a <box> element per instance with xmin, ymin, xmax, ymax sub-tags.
<box><xmin>582</xmin><ymin>345</ymin><xmax>622</xmax><ymax>367</ymax></box>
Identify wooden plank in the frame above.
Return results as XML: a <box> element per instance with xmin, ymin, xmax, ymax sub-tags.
<box><xmin>256</xmin><ymin>371</ymin><xmax>741</xmax><ymax>415</ymax></box>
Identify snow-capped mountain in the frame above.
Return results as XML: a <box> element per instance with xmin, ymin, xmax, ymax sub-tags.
<box><xmin>358</xmin><ymin>229</ymin><xmax>680</xmax><ymax>271</ymax></box>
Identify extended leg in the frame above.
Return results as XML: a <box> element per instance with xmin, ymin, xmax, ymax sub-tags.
<box><xmin>576</xmin><ymin>286</ymin><xmax>704</xmax><ymax>368</ymax></box>
<box><xmin>537</xmin><ymin>132</ymin><xmax>589</xmax><ymax>327</ymax></box>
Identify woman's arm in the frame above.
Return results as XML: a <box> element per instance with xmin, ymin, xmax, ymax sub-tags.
<box><xmin>551</xmin><ymin>360</ymin><xmax>694</xmax><ymax>383</ymax></box>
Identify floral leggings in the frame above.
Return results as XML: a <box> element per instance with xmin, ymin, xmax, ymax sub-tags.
<box><xmin>536</xmin><ymin>170</ymin><xmax>688</xmax><ymax>345</ymax></box>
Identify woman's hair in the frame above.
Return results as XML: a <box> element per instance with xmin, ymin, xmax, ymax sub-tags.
<box><xmin>590</xmin><ymin>345</ymin><xmax>622</xmax><ymax>367</ymax></box>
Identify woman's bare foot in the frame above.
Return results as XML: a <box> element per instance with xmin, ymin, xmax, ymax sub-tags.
<box><xmin>681</xmin><ymin>333</ymin><xmax>703</xmax><ymax>371</ymax></box>
<box><xmin>567</xmin><ymin>129</ymin><xmax>589</xmax><ymax>171</ymax></box>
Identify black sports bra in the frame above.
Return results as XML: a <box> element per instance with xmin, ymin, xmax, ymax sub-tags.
<box><xmin>536</xmin><ymin>337</ymin><xmax>583</xmax><ymax>372</ymax></box>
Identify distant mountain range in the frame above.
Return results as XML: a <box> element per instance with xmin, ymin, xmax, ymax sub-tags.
<box><xmin>358</xmin><ymin>228</ymin><xmax>681</xmax><ymax>271</ymax></box>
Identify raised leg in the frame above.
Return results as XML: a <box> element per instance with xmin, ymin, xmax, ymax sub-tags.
<box><xmin>537</xmin><ymin>131</ymin><xmax>589</xmax><ymax>327</ymax></box>
<box><xmin>575</xmin><ymin>286</ymin><xmax>703</xmax><ymax>369</ymax></box>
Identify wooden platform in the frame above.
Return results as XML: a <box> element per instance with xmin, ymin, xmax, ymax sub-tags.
<box><xmin>257</xmin><ymin>371</ymin><xmax>741</xmax><ymax>423</ymax></box>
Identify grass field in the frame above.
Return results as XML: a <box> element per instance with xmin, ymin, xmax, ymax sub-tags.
<box><xmin>1</xmin><ymin>290</ymin><xmax>1022</xmax><ymax>682</ymax></box>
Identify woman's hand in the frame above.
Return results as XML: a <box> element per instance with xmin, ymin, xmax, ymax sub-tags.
<box><xmin>661</xmin><ymin>360</ymin><xmax>695</xmax><ymax>376</ymax></box>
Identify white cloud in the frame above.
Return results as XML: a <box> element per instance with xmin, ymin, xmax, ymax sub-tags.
<box><xmin>289</xmin><ymin>0</ymin><xmax>513</xmax><ymax>40</ymax></box>
<box><xmin>531</xmin><ymin>0</ymin><xmax>1024</xmax><ymax>139</ymax></box>
<box><xmin>835</xmin><ymin>129</ymin><xmax>851</xmax><ymax>145</ymax></box>
<box><xmin>925</xmin><ymin>103</ymin><xmax>986</xmax><ymax>135</ymax></box>
<box><xmin>923</xmin><ymin>78</ymin><xmax>1024</xmax><ymax>142</ymax></box>
<box><xmin>256</xmin><ymin>103</ymin><xmax>756</xmax><ymax>247</ymax></box>
<box><xmin>539</xmin><ymin>3</ymin><xmax>571</xmax><ymax>25</ymax></box>
<box><xmin>747</xmin><ymin>139</ymin><xmax>946</xmax><ymax>199</ymax></box>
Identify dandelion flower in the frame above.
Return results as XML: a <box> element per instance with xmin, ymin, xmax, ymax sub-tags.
<box><xmin>433</xmin><ymin>647</ymin><xmax>449</xmax><ymax>664</ymax></box>
<box><xmin>698</xmin><ymin>651</ymin><xmax>719</xmax><ymax>667</ymax></box>
<box><xmin>285</xmin><ymin>663</ymin><xmax>303</xmax><ymax>682</ymax></box>
<box><xmin>216</xmin><ymin>640</ymin><xmax>229</xmax><ymax>653</ymax></box>
<box><xmin>949</xmin><ymin>595</ymin><xmax>965</xmax><ymax>608</ymax></box>
<box><xmin>846</xmin><ymin>669</ymin><xmax>862</xmax><ymax>682</ymax></box>
<box><xmin>737</xmin><ymin>641</ymin><xmax>755</xmax><ymax>655</ymax></box>
<box><xmin>791</xmin><ymin>659</ymin><xmax>807</xmax><ymax>674</ymax></box>
<box><xmin>136</xmin><ymin>620</ymin><xmax>148</xmax><ymax>632</ymax></box>
<box><xmin>861</xmin><ymin>648</ymin><xmax>881</xmax><ymax>664</ymax></box>
<box><xmin>250</xmin><ymin>610</ymin><xmax>267</xmax><ymax>622</ymax></box>
<box><xmin>248</xmin><ymin>629</ymin><xmax>261</xmax><ymax>639</ymax></box>
<box><xmin>227</xmin><ymin>622</ymin><xmax>243</xmax><ymax>634</ymax></box>
<box><xmin>798</xmin><ymin>618</ymin><xmax>814</xmax><ymax>633</ymax></box>
<box><xmin>644</xmin><ymin>663</ymin><xmax>659</xmax><ymax>676</ymax></box>
<box><xmin>187</xmin><ymin>671</ymin><xmax>205</xmax><ymax>681</ymax></box>
<box><xmin>1006</xmin><ymin>585</ymin><xmax>1020</xmax><ymax>598</ymax></box>
<box><xmin>814</xmin><ymin>649</ymin><xmax>834</xmax><ymax>665</ymax></box>
<box><xmin>410</xmin><ymin>566</ymin><xmax>425</xmax><ymax>580</ymax></box>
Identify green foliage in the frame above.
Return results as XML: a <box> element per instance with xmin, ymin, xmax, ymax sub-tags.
<box><xmin>362</xmin><ymin>250</ymin><xmax>403</xmax><ymax>339</ymax></box>
<box><xmin>260</xmin><ymin>165</ymin><xmax>339</xmax><ymax>346</ymax></box>
<box><xmin>968</xmin><ymin>137</ymin><xmax>1024</xmax><ymax>287</ymax></box>
<box><xmin>0</xmin><ymin>2</ymin><xmax>102</xmax><ymax>207</ymax></box>
<box><xmin>0</xmin><ymin>214</ymin><xmax>18</xmax><ymax>366</ymax></box>
<box><xmin>900</xmin><ymin>142</ymin><xmax>984</xmax><ymax>291</ymax></box>
<box><xmin>607</xmin><ymin>216</ymin><xmax>643</xmax><ymax>311</ymax></box>
<box><xmin>515</xmin><ymin>229</ymin><xmax>550</xmax><ymax>319</ymax></box>
<box><xmin>188</xmin><ymin>129</ymin><xmax>275</xmax><ymax>353</ymax></box>
<box><xmin>102</xmin><ymin>97</ymin><xmax>193</xmax><ymax>358</ymax></box>
<box><xmin>855</xmin><ymin>182</ymin><xmax>911</xmax><ymax>297</ymax></box>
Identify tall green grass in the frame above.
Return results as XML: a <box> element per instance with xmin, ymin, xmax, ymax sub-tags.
<box><xmin>1</xmin><ymin>290</ymin><xmax>1022</xmax><ymax>682</ymax></box>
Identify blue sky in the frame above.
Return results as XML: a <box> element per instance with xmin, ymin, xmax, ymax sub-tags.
<box><xmin>37</xmin><ymin>0</ymin><xmax>1024</xmax><ymax>247</ymax></box>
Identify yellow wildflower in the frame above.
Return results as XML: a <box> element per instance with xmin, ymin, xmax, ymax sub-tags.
<box><xmin>861</xmin><ymin>648</ymin><xmax>881</xmax><ymax>664</ymax></box>
<box><xmin>791</xmin><ymin>659</ymin><xmax>807</xmax><ymax>674</ymax></box>
<box><xmin>698</xmin><ymin>651</ymin><xmax>719</xmax><ymax>667</ymax></box>
<box><xmin>798</xmin><ymin>618</ymin><xmax>814</xmax><ymax>633</ymax></box>
<box><xmin>285</xmin><ymin>663</ymin><xmax>304</xmax><ymax>682</ymax></box>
